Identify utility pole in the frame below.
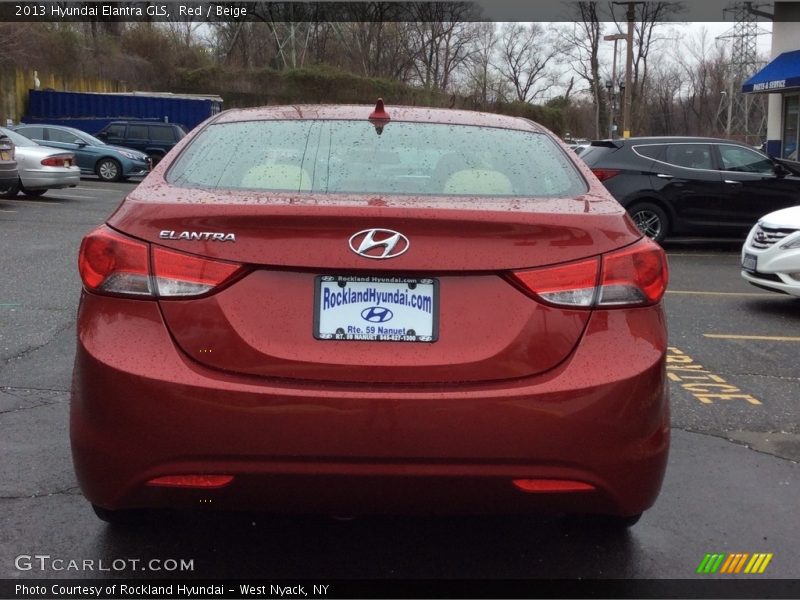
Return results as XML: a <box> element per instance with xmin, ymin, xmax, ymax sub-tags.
<box><xmin>604</xmin><ymin>33</ymin><xmax>626</xmax><ymax>138</ymax></box>
<box><xmin>613</xmin><ymin>1</ymin><xmax>644</xmax><ymax>138</ymax></box>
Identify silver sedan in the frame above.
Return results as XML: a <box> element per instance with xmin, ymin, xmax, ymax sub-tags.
<box><xmin>0</xmin><ymin>127</ymin><xmax>79</xmax><ymax>198</ymax></box>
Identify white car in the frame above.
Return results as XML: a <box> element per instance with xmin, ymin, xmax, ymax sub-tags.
<box><xmin>741</xmin><ymin>206</ymin><xmax>800</xmax><ymax>297</ymax></box>
<box><xmin>0</xmin><ymin>127</ymin><xmax>80</xmax><ymax>198</ymax></box>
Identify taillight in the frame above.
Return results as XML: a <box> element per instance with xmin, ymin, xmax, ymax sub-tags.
<box><xmin>597</xmin><ymin>238</ymin><xmax>668</xmax><ymax>306</ymax></box>
<box><xmin>152</xmin><ymin>246</ymin><xmax>242</xmax><ymax>297</ymax></box>
<box><xmin>78</xmin><ymin>225</ymin><xmax>245</xmax><ymax>298</ymax></box>
<box><xmin>591</xmin><ymin>168</ymin><xmax>621</xmax><ymax>182</ymax></box>
<box><xmin>509</xmin><ymin>238</ymin><xmax>668</xmax><ymax>308</ymax></box>
<box><xmin>41</xmin><ymin>154</ymin><xmax>74</xmax><ymax>167</ymax></box>
<box><xmin>78</xmin><ymin>226</ymin><xmax>152</xmax><ymax>297</ymax></box>
<box><xmin>0</xmin><ymin>138</ymin><xmax>14</xmax><ymax>161</ymax></box>
<box><xmin>510</xmin><ymin>258</ymin><xmax>599</xmax><ymax>307</ymax></box>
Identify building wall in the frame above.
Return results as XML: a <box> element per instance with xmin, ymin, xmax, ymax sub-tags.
<box><xmin>765</xmin><ymin>3</ymin><xmax>800</xmax><ymax>155</ymax></box>
<box><xmin>0</xmin><ymin>69</ymin><xmax>125</xmax><ymax>127</ymax></box>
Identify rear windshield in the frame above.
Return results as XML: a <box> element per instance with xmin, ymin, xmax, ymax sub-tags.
<box><xmin>578</xmin><ymin>145</ymin><xmax>618</xmax><ymax>165</ymax></box>
<box><xmin>167</xmin><ymin>120</ymin><xmax>586</xmax><ymax>197</ymax></box>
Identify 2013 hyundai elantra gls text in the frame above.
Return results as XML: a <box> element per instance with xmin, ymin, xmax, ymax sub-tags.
<box><xmin>72</xmin><ymin>102</ymin><xmax>670</xmax><ymax>527</ymax></box>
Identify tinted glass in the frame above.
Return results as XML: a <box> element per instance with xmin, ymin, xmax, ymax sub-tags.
<box><xmin>0</xmin><ymin>127</ymin><xmax>36</xmax><ymax>147</ymax></box>
<box><xmin>128</xmin><ymin>125</ymin><xmax>148</xmax><ymax>139</ymax></box>
<box><xmin>15</xmin><ymin>126</ymin><xmax>44</xmax><ymax>140</ymax></box>
<box><xmin>106</xmin><ymin>124</ymin><xmax>126</xmax><ymax>137</ymax></box>
<box><xmin>718</xmin><ymin>145</ymin><xmax>775</xmax><ymax>174</ymax></box>
<box><xmin>664</xmin><ymin>144</ymin><xmax>713</xmax><ymax>170</ymax></box>
<box><xmin>47</xmin><ymin>128</ymin><xmax>81</xmax><ymax>144</ymax></box>
<box><xmin>168</xmin><ymin>121</ymin><xmax>586</xmax><ymax>197</ymax></box>
<box><xmin>577</xmin><ymin>145</ymin><xmax>617</xmax><ymax>165</ymax></box>
<box><xmin>149</xmin><ymin>126</ymin><xmax>175</xmax><ymax>142</ymax></box>
<box><xmin>633</xmin><ymin>144</ymin><xmax>665</xmax><ymax>160</ymax></box>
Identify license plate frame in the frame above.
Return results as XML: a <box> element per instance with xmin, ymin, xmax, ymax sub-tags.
<box><xmin>742</xmin><ymin>253</ymin><xmax>757</xmax><ymax>272</ymax></box>
<box><xmin>314</xmin><ymin>275</ymin><xmax>439</xmax><ymax>343</ymax></box>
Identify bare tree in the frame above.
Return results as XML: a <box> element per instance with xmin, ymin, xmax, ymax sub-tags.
<box><xmin>330</xmin><ymin>13</ymin><xmax>416</xmax><ymax>82</ymax></box>
<box><xmin>459</xmin><ymin>22</ymin><xmax>499</xmax><ymax>108</ymax></box>
<box><xmin>674</xmin><ymin>29</ymin><xmax>730</xmax><ymax>136</ymax></box>
<box><xmin>496</xmin><ymin>23</ymin><xmax>560</xmax><ymax>103</ymax></box>
<box><xmin>407</xmin><ymin>3</ymin><xmax>480</xmax><ymax>91</ymax></box>
<box><xmin>609</xmin><ymin>1</ymin><xmax>684</xmax><ymax>133</ymax></box>
<box><xmin>560</xmin><ymin>3</ymin><xmax>606</xmax><ymax>137</ymax></box>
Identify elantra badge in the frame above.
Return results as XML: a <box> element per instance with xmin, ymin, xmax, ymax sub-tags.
<box><xmin>160</xmin><ymin>230</ymin><xmax>236</xmax><ymax>242</ymax></box>
<box><xmin>349</xmin><ymin>228</ymin><xmax>409</xmax><ymax>259</ymax></box>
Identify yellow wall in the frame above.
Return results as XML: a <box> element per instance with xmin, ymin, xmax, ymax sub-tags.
<box><xmin>0</xmin><ymin>68</ymin><xmax>126</xmax><ymax>126</ymax></box>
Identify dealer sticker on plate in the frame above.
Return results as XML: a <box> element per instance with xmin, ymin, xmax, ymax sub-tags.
<box><xmin>314</xmin><ymin>275</ymin><xmax>438</xmax><ymax>342</ymax></box>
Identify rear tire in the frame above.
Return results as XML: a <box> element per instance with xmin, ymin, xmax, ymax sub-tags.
<box><xmin>96</xmin><ymin>158</ymin><xmax>122</xmax><ymax>182</ymax></box>
<box><xmin>563</xmin><ymin>512</ymin><xmax>643</xmax><ymax>530</ymax></box>
<box><xmin>599</xmin><ymin>513</ymin><xmax>642</xmax><ymax>528</ymax></box>
<box><xmin>628</xmin><ymin>202</ymin><xmax>669</xmax><ymax>244</ymax></box>
<box><xmin>0</xmin><ymin>178</ymin><xmax>20</xmax><ymax>198</ymax></box>
<box><xmin>91</xmin><ymin>503</ymin><xmax>143</xmax><ymax>525</ymax></box>
<box><xmin>22</xmin><ymin>187</ymin><xmax>47</xmax><ymax>198</ymax></box>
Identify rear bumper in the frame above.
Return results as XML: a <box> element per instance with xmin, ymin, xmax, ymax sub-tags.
<box><xmin>71</xmin><ymin>293</ymin><xmax>670</xmax><ymax>516</ymax></box>
<box><xmin>20</xmin><ymin>167</ymin><xmax>80</xmax><ymax>190</ymax></box>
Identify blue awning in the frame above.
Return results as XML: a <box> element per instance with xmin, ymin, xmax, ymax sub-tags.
<box><xmin>742</xmin><ymin>50</ymin><xmax>800</xmax><ymax>93</ymax></box>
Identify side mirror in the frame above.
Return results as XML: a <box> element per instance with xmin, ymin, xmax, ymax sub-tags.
<box><xmin>73</xmin><ymin>139</ymin><xmax>87</xmax><ymax>147</ymax></box>
<box><xmin>774</xmin><ymin>163</ymin><xmax>790</xmax><ymax>178</ymax></box>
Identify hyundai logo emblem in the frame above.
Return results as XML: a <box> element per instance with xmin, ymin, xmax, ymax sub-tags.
<box><xmin>349</xmin><ymin>228</ymin><xmax>410</xmax><ymax>259</ymax></box>
<box><xmin>755</xmin><ymin>230</ymin><xmax>767</xmax><ymax>243</ymax></box>
<box><xmin>361</xmin><ymin>306</ymin><xmax>394</xmax><ymax>323</ymax></box>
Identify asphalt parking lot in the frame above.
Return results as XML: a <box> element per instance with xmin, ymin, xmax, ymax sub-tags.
<box><xmin>0</xmin><ymin>180</ymin><xmax>798</xmax><ymax>586</ymax></box>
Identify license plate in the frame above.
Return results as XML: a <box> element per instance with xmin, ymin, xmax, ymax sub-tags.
<box><xmin>742</xmin><ymin>253</ymin><xmax>757</xmax><ymax>272</ymax></box>
<box><xmin>314</xmin><ymin>275</ymin><xmax>438</xmax><ymax>342</ymax></box>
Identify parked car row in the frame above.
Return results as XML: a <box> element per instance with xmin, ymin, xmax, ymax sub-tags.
<box><xmin>0</xmin><ymin>127</ymin><xmax>79</xmax><ymax>198</ymax></box>
<box><xmin>13</xmin><ymin>124</ymin><xmax>151</xmax><ymax>182</ymax></box>
<box><xmin>580</xmin><ymin>136</ymin><xmax>800</xmax><ymax>244</ymax></box>
<box><xmin>576</xmin><ymin>135</ymin><xmax>800</xmax><ymax>299</ymax></box>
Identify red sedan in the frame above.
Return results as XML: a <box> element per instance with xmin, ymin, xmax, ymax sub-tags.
<box><xmin>72</xmin><ymin>102</ymin><xmax>670</xmax><ymax>526</ymax></box>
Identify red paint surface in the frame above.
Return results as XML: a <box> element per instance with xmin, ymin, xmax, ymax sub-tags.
<box><xmin>72</xmin><ymin>105</ymin><xmax>669</xmax><ymax>517</ymax></box>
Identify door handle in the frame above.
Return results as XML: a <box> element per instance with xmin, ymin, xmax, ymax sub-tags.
<box><xmin>656</xmin><ymin>174</ymin><xmax>673</xmax><ymax>179</ymax></box>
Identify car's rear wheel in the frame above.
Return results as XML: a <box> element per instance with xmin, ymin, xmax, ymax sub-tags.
<box><xmin>628</xmin><ymin>202</ymin><xmax>669</xmax><ymax>243</ymax></box>
<box><xmin>563</xmin><ymin>512</ymin><xmax>643</xmax><ymax>530</ymax></box>
<box><xmin>22</xmin><ymin>187</ymin><xmax>47</xmax><ymax>198</ymax></box>
<box><xmin>92</xmin><ymin>503</ymin><xmax>143</xmax><ymax>525</ymax></box>
<box><xmin>0</xmin><ymin>178</ymin><xmax>20</xmax><ymax>198</ymax></box>
<box><xmin>96</xmin><ymin>158</ymin><xmax>122</xmax><ymax>182</ymax></box>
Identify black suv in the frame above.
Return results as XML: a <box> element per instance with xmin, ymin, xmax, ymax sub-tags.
<box><xmin>581</xmin><ymin>136</ymin><xmax>800</xmax><ymax>242</ymax></box>
<box><xmin>96</xmin><ymin>121</ymin><xmax>187</xmax><ymax>164</ymax></box>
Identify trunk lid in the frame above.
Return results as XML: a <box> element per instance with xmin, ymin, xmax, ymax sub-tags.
<box><xmin>108</xmin><ymin>183</ymin><xmax>639</xmax><ymax>384</ymax></box>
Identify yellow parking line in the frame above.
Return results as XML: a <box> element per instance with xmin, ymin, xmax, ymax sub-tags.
<box><xmin>667</xmin><ymin>290</ymin><xmax>772</xmax><ymax>297</ymax></box>
<box><xmin>704</xmin><ymin>334</ymin><xmax>800</xmax><ymax>342</ymax></box>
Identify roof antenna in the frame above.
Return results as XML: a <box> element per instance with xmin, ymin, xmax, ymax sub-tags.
<box><xmin>368</xmin><ymin>98</ymin><xmax>390</xmax><ymax>135</ymax></box>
